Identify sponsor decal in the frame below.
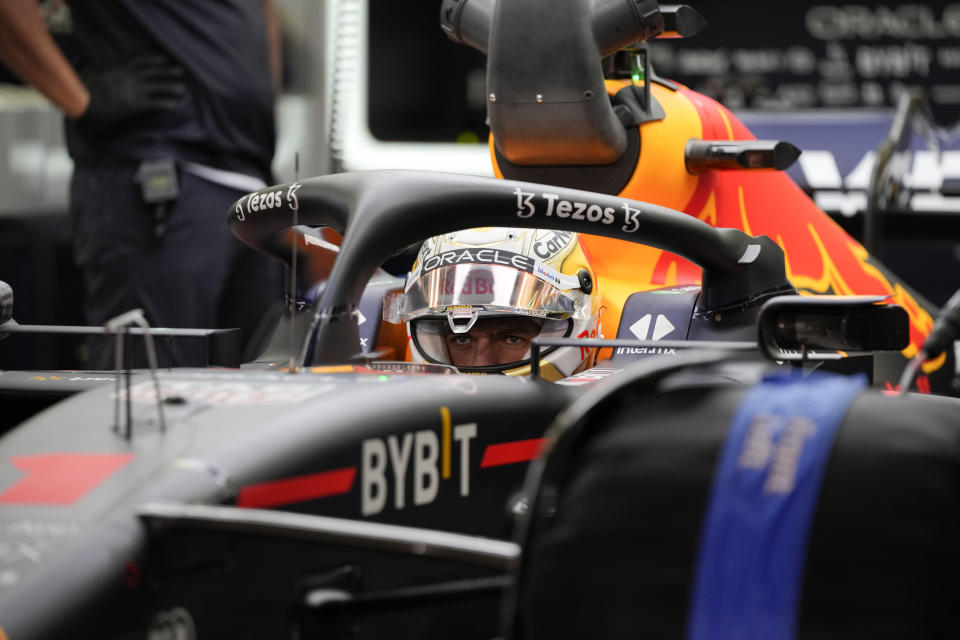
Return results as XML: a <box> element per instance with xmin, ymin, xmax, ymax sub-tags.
<box><xmin>532</xmin><ymin>230</ymin><xmax>574</xmax><ymax>260</ymax></box>
<box><xmin>576</xmin><ymin>327</ymin><xmax>599</xmax><ymax>360</ymax></box>
<box><xmin>361</xmin><ymin>406</ymin><xmax>477</xmax><ymax>516</ymax></box>
<box><xmin>514</xmin><ymin>187</ymin><xmax>537</xmax><ymax>218</ymax></box>
<box><xmin>248</xmin><ymin>189</ymin><xmax>284</xmax><ymax>214</ymax></box>
<box><xmin>615</xmin><ymin>346</ymin><xmax>678</xmax><ymax>356</ymax></box>
<box><xmin>423</xmin><ymin>248</ymin><xmax>535</xmax><ymax>275</ymax></box>
<box><xmin>438</xmin><ymin>268</ymin><xmax>497</xmax><ymax>304</ymax></box>
<box><xmin>628</xmin><ymin>314</ymin><xmax>676</xmax><ymax>341</ymax></box>
<box><xmin>420</xmin><ymin>247</ymin><xmax>580</xmax><ymax>291</ymax></box>
<box><xmin>234</xmin><ymin>194</ymin><xmax>248</xmax><ymax>220</ymax></box>
<box><xmin>286</xmin><ymin>181</ymin><xmax>301</xmax><ymax>211</ymax></box>
<box><xmin>418</xmin><ymin>239</ymin><xmax>433</xmax><ymax>264</ymax></box>
<box><xmin>535</xmin><ymin>264</ymin><xmax>562</xmax><ymax>287</ymax></box>
<box><xmin>0</xmin><ymin>453</ymin><xmax>134</xmax><ymax>505</ymax></box>
<box><xmin>621</xmin><ymin>202</ymin><xmax>643</xmax><ymax>233</ymax></box>
<box><xmin>234</xmin><ymin>418</ymin><xmax>552</xmax><ymax>514</ymax></box>
<box><xmin>234</xmin><ymin>182</ymin><xmax>301</xmax><ymax>221</ymax></box>
<box><xmin>514</xmin><ymin>187</ymin><xmax>646</xmax><ymax>231</ymax></box>
<box><xmin>405</xmin><ymin>239</ymin><xmax>434</xmax><ymax>287</ymax></box>
<box><xmin>543</xmin><ymin>193</ymin><xmax>617</xmax><ymax>224</ymax></box>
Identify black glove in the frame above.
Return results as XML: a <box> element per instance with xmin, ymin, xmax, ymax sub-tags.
<box><xmin>76</xmin><ymin>55</ymin><xmax>186</xmax><ymax>129</ymax></box>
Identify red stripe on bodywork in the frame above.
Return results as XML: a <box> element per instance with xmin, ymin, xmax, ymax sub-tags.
<box><xmin>481</xmin><ymin>438</ymin><xmax>547</xmax><ymax>468</ymax></box>
<box><xmin>0</xmin><ymin>453</ymin><xmax>135</xmax><ymax>505</ymax></box>
<box><xmin>237</xmin><ymin>467</ymin><xmax>357</xmax><ymax>508</ymax></box>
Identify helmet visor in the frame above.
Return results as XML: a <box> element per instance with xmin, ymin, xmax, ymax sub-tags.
<box><xmin>400</xmin><ymin>263</ymin><xmax>578</xmax><ymax>322</ymax></box>
<box><xmin>411</xmin><ymin>315</ymin><xmax>572</xmax><ymax>370</ymax></box>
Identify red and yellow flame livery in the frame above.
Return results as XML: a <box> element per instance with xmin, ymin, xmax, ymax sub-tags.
<box><xmin>492</xmin><ymin>80</ymin><xmax>944</xmax><ymax>384</ymax></box>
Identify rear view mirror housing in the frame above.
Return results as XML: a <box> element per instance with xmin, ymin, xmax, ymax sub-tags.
<box><xmin>758</xmin><ymin>295</ymin><xmax>909</xmax><ymax>361</ymax></box>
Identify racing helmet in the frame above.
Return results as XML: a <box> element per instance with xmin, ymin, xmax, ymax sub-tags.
<box><xmin>392</xmin><ymin>227</ymin><xmax>602</xmax><ymax>380</ymax></box>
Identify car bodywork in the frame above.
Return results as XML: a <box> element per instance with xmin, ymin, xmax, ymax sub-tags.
<box><xmin>0</xmin><ymin>1</ymin><xmax>958</xmax><ymax>637</ymax></box>
<box><xmin>0</xmin><ymin>165</ymin><xmax>931</xmax><ymax>639</ymax></box>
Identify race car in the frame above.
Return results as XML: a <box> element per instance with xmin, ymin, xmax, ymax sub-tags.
<box><xmin>0</xmin><ymin>1</ymin><xmax>958</xmax><ymax>638</ymax></box>
<box><xmin>0</xmin><ymin>166</ymin><xmax>949</xmax><ymax>639</ymax></box>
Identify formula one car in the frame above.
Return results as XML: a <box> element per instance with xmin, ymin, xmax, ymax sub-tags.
<box><xmin>1</xmin><ymin>1</ymin><xmax>959</xmax><ymax>638</ymax></box>
<box><xmin>0</xmin><ymin>165</ymin><xmax>945</xmax><ymax>639</ymax></box>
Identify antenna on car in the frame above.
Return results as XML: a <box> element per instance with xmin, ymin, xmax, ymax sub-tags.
<box><xmin>105</xmin><ymin>308</ymin><xmax>166</xmax><ymax>438</ymax></box>
<box><xmin>288</xmin><ymin>151</ymin><xmax>300</xmax><ymax>373</ymax></box>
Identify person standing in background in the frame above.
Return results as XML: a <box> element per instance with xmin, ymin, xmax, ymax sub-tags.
<box><xmin>0</xmin><ymin>0</ymin><xmax>284</xmax><ymax>367</ymax></box>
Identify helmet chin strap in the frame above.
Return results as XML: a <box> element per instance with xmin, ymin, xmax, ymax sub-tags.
<box><xmin>446</xmin><ymin>306</ymin><xmax>480</xmax><ymax>333</ymax></box>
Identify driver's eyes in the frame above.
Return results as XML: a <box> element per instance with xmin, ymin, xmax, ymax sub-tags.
<box><xmin>503</xmin><ymin>335</ymin><xmax>525</xmax><ymax>345</ymax></box>
<box><xmin>449</xmin><ymin>335</ymin><xmax>474</xmax><ymax>347</ymax></box>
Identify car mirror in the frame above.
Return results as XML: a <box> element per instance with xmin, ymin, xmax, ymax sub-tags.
<box><xmin>758</xmin><ymin>295</ymin><xmax>909</xmax><ymax>361</ymax></box>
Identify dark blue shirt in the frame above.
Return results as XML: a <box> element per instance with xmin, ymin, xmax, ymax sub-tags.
<box><xmin>64</xmin><ymin>0</ymin><xmax>276</xmax><ymax>181</ymax></box>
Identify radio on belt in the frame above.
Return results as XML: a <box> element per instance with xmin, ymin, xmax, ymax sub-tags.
<box><xmin>136</xmin><ymin>158</ymin><xmax>180</xmax><ymax>239</ymax></box>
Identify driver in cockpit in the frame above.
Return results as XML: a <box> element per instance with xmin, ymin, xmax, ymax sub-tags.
<box><xmin>392</xmin><ymin>227</ymin><xmax>603</xmax><ymax>381</ymax></box>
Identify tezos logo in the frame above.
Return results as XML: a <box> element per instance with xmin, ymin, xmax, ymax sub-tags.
<box><xmin>513</xmin><ymin>188</ymin><xmax>642</xmax><ymax>232</ymax></box>
<box><xmin>235</xmin><ymin>182</ymin><xmax>302</xmax><ymax>221</ymax></box>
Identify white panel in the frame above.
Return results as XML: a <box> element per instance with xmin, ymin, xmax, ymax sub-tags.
<box><xmin>798</xmin><ymin>150</ymin><xmax>842</xmax><ymax>189</ymax></box>
<box><xmin>325</xmin><ymin>0</ymin><xmax>492</xmax><ymax>176</ymax></box>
